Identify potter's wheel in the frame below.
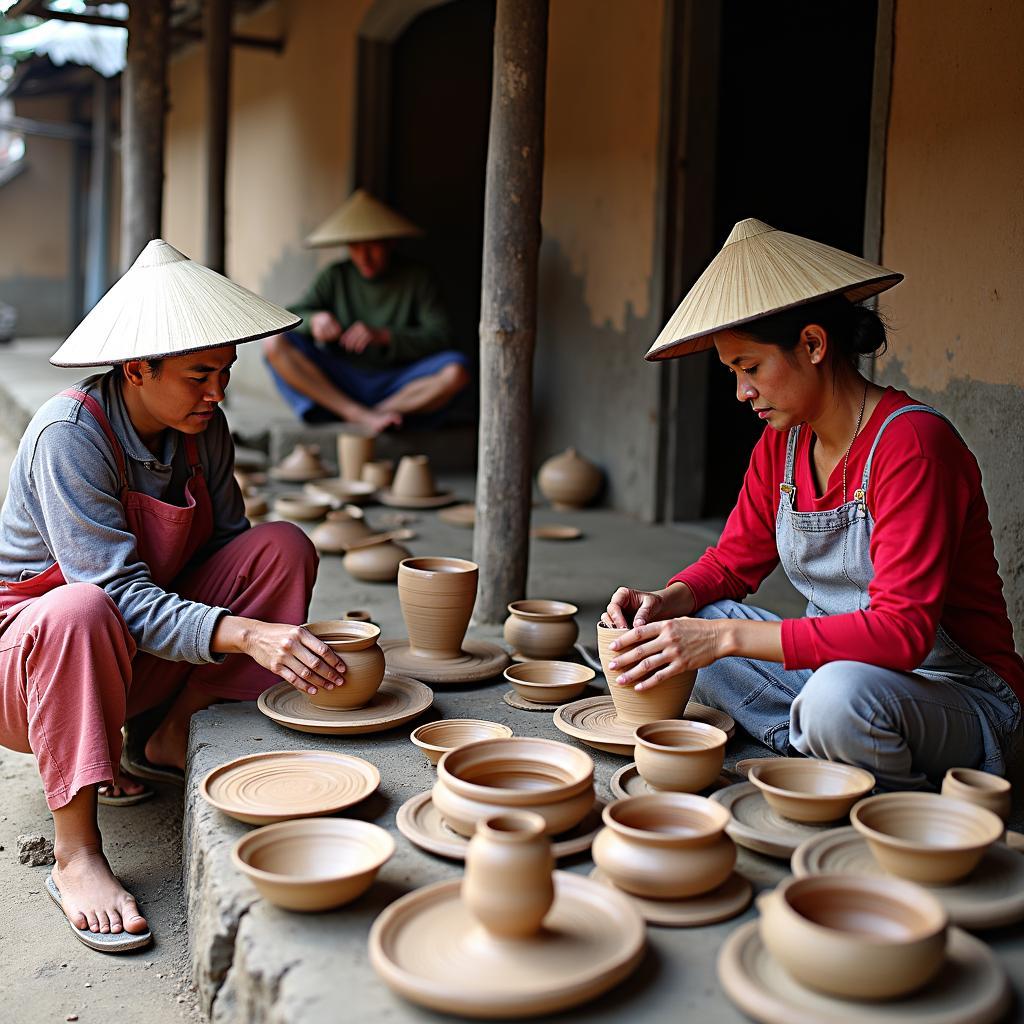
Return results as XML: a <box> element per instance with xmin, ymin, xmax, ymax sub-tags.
<box><xmin>369</xmin><ymin>872</ymin><xmax>645</xmax><ymax>1019</ymax></box>
<box><xmin>381</xmin><ymin>638</ymin><xmax>510</xmax><ymax>684</ymax></box>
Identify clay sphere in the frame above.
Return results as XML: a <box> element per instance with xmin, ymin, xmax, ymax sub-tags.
<box><xmin>503</xmin><ymin>661</ymin><xmax>595</xmax><ymax>704</ymax></box>
<box><xmin>633</xmin><ymin>720</ymin><xmax>727</xmax><ymax>793</ymax></box>
<box><xmin>398</xmin><ymin>556</ymin><xmax>478</xmax><ymax>658</ymax></box>
<box><xmin>941</xmin><ymin>767</ymin><xmax>1012</xmax><ymax>823</ymax></box>
<box><xmin>410</xmin><ymin>719</ymin><xmax>514</xmax><ymax>766</ymax></box>
<box><xmin>392</xmin><ymin>454</ymin><xmax>437</xmax><ymax>498</ymax></box>
<box><xmin>343</xmin><ymin>541</ymin><xmax>410</xmax><ymax>582</ymax></box>
<box><xmin>537</xmin><ymin>447</ymin><xmax>603</xmax><ymax>509</ymax></box>
<box><xmin>304</xmin><ymin>620</ymin><xmax>385</xmax><ymax>710</ymax></box>
<box><xmin>747</xmin><ymin>758</ymin><xmax>875</xmax><ymax>823</ymax></box>
<box><xmin>503</xmin><ymin>600</ymin><xmax>579</xmax><ymax>660</ymax></box>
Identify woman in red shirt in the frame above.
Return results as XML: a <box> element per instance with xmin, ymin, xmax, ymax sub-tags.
<box><xmin>604</xmin><ymin>219</ymin><xmax>1022</xmax><ymax>790</ymax></box>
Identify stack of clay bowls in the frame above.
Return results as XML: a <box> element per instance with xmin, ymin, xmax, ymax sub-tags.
<box><xmin>303</xmin><ymin>620</ymin><xmax>386</xmax><ymax>710</ymax></box>
<box><xmin>410</xmin><ymin>719</ymin><xmax>514</xmax><ymax>766</ymax></box>
<box><xmin>633</xmin><ymin>720</ymin><xmax>727</xmax><ymax>793</ymax></box>
<box><xmin>503</xmin><ymin>600</ymin><xmax>579</xmax><ymax>660</ymax></box>
<box><xmin>504</xmin><ymin>662</ymin><xmax>594</xmax><ymax>705</ymax></box>
<box><xmin>537</xmin><ymin>447</ymin><xmax>603</xmax><ymax>509</ymax></box>
<box><xmin>747</xmin><ymin>758</ymin><xmax>875</xmax><ymax>823</ymax></box>
<box><xmin>271</xmin><ymin>443</ymin><xmax>330</xmax><ymax>482</ymax></box>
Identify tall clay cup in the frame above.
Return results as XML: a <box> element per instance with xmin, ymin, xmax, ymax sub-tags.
<box><xmin>338</xmin><ymin>430</ymin><xmax>376</xmax><ymax>482</ymax></box>
<box><xmin>597</xmin><ymin>622</ymin><xmax>695</xmax><ymax>725</ymax></box>
<box><xmin>942</xmin><ymin>768</ymin><xmax>1012</xmax><ymax>823</ymax></box>
<box><xmin>304</xmin><ymin>620</ymin><xmax>386</xmax><ymax>710</ymax></box>
<box><xmin>463</xmin><ymin>812</ymin><xmax>555</xmax><ymax>939</ymax></box>
<box><xmin>398</xmin><ymin>557</ymin><xmax>478</xmax><ymax>659</ymax></box>
<box><xmin>392</xmin><ymin>455</ymin><xmax>436</xmax><ymax>498</ymax></box>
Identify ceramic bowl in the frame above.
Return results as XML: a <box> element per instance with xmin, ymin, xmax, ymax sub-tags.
<box><xmin>273</xmin><ymin>493</ymin><xmax>330</xmax><ymax>521</ymax></box>
<box><xmin>758</xmin><ymin>873</ymin><xmax>948</xmax><ymax>1000</ymax></box>
<box><xmin>941</xmin><ymin>767</ymin><xmax>1012</xmax><ymax>823</ymax></box>
<box><xmin>851</xmin><ymin>792</ymin><xmax>1003</xmax><ymax>884</ymax></box>
<box><xmin>232</xmin><ymin>817</ymin><xmax>395</xmax><ymax>912</ymax></box>
<box><xmin>343</xmin><ymin>541</ymin><xmax>410</xmax><ymax>582</ymax></box>
<box><xmin>410</xmin><ymin>719</ymin><xmax>515</xmax><ymax>766</ymax></box>
<box><xmin>503</xmin><ymin>661</ymin><xmax>595</xmax><ymax>704</ymax></box>
<box><xmin>747</xmin><ymin>758</ymin><xmax>875</xmax><ymax>822</ymax></box>
<box><xmin>503</xmin><ymin>600</ymin><xmax>580</xmax><ymax>660</ymax></box>
<box><xmin>632</xmin><ymin>720</ymin><xmax>727</xmax><ymax>793</ymax></box>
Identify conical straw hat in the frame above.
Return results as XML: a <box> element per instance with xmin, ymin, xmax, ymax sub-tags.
<box><xmin>645</xmin><ymin>219</ymin><xmax>903</xmax><ymax>361</ymax></box>
<box><xmin>306</xmin><ymin>189</ymin><xmax>422</xmax><ymax>247</ymax></box>
<box><xmin>50</xmin><ymin>240</ymin><xmax>301</xmax><ymax>367</ymax></box>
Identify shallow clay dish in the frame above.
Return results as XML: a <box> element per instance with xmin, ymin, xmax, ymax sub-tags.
<box><xmin>305</xmin><ymin>477</ymin><xmax>378</xmax><ymax>506</ymax></box>
<box><xmin>257</xmin><ymin>674</ymin><xmax>432</xmax><ymax>736</ymax></box>
<box><xmin>378</xmin><ymin>489</ymin><xmax>457</xmax><ymax>509</ymax></box>
<box><xmin>747</xmin><ymin>758</ymin><xmax>875</xmax><ymax>823</ymax></box>
<box><xmin>368</xmin><ymin>871</ymin><xmax>645</xmax><ymax>1019</ymax></box>
<box><xmin>504</xmin><ymin>661</ymin><xmax>594</xmax><ymax>704</ymax></box>
<box><xmin>410</xmin><ymin>719</ymin><xmax>514</xmax><ymax>765</ymax></box>
<box><xmin>531</xmin><ymin>524</ymin><xmax>583</xmax><ymax>541</ymax></box>
<box><xmin>381</xmin><ymin>637</ymin><xmax>510</xmax><ymax>685</ymax></box>
<box><xmin>232</xmin><ymin>818</ymin><xmax>395</xmax><ymax>912</ymax></box>
<box><xmin>437</xmin><ymin>503</ymin><xmax>476</xmax><ymax>528</ymax></box>
<box><xmin>273</xmin><ymin>493</ymin><xmax>331</xmax><ymax>521</ymax></box>
<box><xmin>200</xmin><ymin>750</ymin><xmax>379</xmax><ymax>825</ymax></box>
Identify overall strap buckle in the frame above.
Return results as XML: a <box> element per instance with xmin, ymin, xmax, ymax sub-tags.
<box><xmin>853</xmin><ymin>487</ymin><xmax>867</xmax><ymax>517</ymax></box>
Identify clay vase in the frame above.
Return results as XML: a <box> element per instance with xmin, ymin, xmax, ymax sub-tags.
<box><xmin>463</xmin><ymin>812</ymin><xmax>555</xmax><ymax>939</ymax></box>
<box><xmin>304</xmin><ymin>620</ymin><xmax>386</xmax><ymax>710</ymax></box>
<box><xmin>276</xmin><ymin>443</ymin><xmax>327</xmax><ymax>479</ymax></box>
<box><xmin>392</xmin><ymin>455</ymin><xmax>437</xmax><ymax>498</ymax></box>
<box><xmin>398</xmin><ymin>557</ymin><xmax>478</xmax><ymax>659</ymax></box>
<box><xmin>941</xmin><ymin>767</ymin><xmax>1012</xmax><ymax>823</ymax></box>
<box><xmin>503</xmin><ymin>600</ymin><xmax>579</xmax><ymax>660</ymax></box>
<box><xmin>310</xmin><ymin>510</ymin><xmax>374</xmax><ymax>554</ymax></box>
<box><xmin>361</xmin><ymin>460</ymin><xmax>394</xmax><ymax>490</ymax></box>
<box><xmin>597</xmin><ymin>622</ymin><xmax>695</xmax><ymax>725</ymax></box>
<box><xmin>343</xmin><ymin>541</ymin><xmax>410</xmax><ymax>583</ymax></box>
<box><xmin>338</xmin><ymin>429</ymin><xmax>376</xmax><ymax>482</ymax></box>
<box><xmin>537</xmin><ymin>448</ymin><xmax>603</xmax><ymax>509</ymax></box>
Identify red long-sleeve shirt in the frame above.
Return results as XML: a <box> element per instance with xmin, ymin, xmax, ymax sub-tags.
<box><xmin>671</xmin><ymin>387</ymin><xmax>1024</xmax><ymax>701</ymax></box>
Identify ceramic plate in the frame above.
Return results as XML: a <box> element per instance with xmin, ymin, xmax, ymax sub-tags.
<box><xmin>377</xmin><ymin>489</ymin><xmax>458</xmax><ymax>509</ymax></box>
<box><xmin>200</xmin><ymin>750</ymin><xmax>379</xmax><ymax>825</ymax></box>
<box><xmin>608</xmin><ymin>762</ymin><xmax>733</xmax><ymax>800</ymax></box>
<box><xmin>257</xmin><ymin>674</ymin><xmax>433</xmax><ymax>735</ymax></box>
<box><xmin>437</xmin><ymin>503</ymin><xmax>476</xmax><ymax>527</ymax></box>
<box><xmin>380</xmin><ymin>638</ymin><xmax>510</xmax><ymax>684</ymax></box>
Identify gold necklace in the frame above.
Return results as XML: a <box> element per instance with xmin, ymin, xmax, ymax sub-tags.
<box><xmin>841</xmin><ymin>382</ymin><xmax>869</xmax><ymax>503</ymax></box>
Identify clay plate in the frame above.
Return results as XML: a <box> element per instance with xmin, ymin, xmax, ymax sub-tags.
<box><xmin>200</xmin><ymin>750</ymin><xmax>379</xmax><ymax>825</ymax></box>
<box><xmin>609</xmin><ymin>761</ymin><xmax>732</xmax><ymax>800</ymax></box>
<box><xmin>531</xmin><ymin>525</ymin><xmax>583</xmax><ymax>541</ymax></box>
<box><xmin>792</xmin><ymin>826</ymin><xmax>1024</xmax><ymax>930</ymax></box>
<box><xmin>369</xmin><ymin>871</ymin><xmax>645</xmax><ymax>1019</ymax></box>
<box><xmin>257</xmin><ymin>674</ymin><xmax>433</xmax><ymax>736</ymax></box>
<box><xmin>748</xmin><ymin>758</ymin><xmax>875</xmax><ymax>823</ymax></box>
<box><xmin>377</xmin><ymin>489</ymin><xmax>458</xmax><ymax>509</ymax></box>
<box><xmin>396</xmin><ymin>791</ymin><xmax>604</xmax><ymax>861</ymax></box>
<box><xmin>718</xmin><ymin>920</ymin><xmax>1008</xmax><ymax>1024</ymax></box>
<box><xmin>381</xmin><ymin>637</ymin><xmax>510</xmax><ymax>685</ymax></box>
<box><xmin>438</xmin><ymin>503</ymin><xmax>476</xmax><ymax>528</ymax></box>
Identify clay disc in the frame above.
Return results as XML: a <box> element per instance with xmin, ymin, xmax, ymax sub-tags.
<box><xmin>608</xmin><ymin>762</ymin><xmax>733</xmax><ymax>800</ymax></box>
<box><xmin>377</xmin><ymin>489</ymin><xmax>458</xmax><ymax>509</ymax></box>
<box><xmin>531</xmin><ymin>525</ymin><xmax>583</xmax><ymax>541</ymax></box>
<box><xmin>257</xmin><ymin>674</ymin><xmax>433</xmax><ymax>736</ymax></box>
<box><xmin>791</xmin><ymin>827</ymin><xmax>1024</xmax><ymax>930</ymax></box>
<box><xmin>200</xmin><ymin>750</ymin><xmax>379</xmax><ymax>826</ymax></box>
<box><xmin>369</xmin><ymin>872</ymin><xmax>645</xmax><ymax>1019</ymax></box>
<box><xmin>710</xmin><ymin>782</ymin><xmax>837</xmax><ymax>859</ymax></box>
<box><xmin>437</xmin><ymin>503</ymin><xmax>476</xmax><ymax>527</ymax></box>
<box><xmin>588</xmin><ymin>868</ymin><xmax>751</xmax><ymax>927</ymax></box>
<box><xmin>718</xmin><ymin>920</ymin><xmax>1009</xmax><ymax>1024</ymax></box>
<box><xmin>396</xmin><ymin>791</ymin><xmax>605</xmax><ymax>861</ymax></box>
<box><xmin>381</xmin><ymin>638</ymin><xmax>510</xmax><ymax>684</ymax></box>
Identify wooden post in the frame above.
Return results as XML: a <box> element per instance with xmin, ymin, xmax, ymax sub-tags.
<box><xmin>120</xmin><ymin>0</ymin><xmax>169</xmax><ymax>271</ymax></box>
<box><xmin>471</xmin><ymin>0</ymin><xmax>549</xmax><ymax>623</ymax></box>
<box><xmin>204</xmin><ymin>0</ymin><xmax>232</xmax><ymax>274</ymax></box>
<box><xmin>85</xmin><ymin>73</ymin><xmax>112</xmax><ymax>310</ymax></box>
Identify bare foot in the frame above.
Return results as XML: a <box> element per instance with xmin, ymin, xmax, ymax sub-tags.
<box><xmin>143</xmin><ymin>721</ymin><xmax>187</xmax><ymax>772</ymax></box>
<box><xmin>52</xmin><ymin>847</ymin><xmax>148</xmax><ymax>935</ymax></box>
<box><xmin>356</xmin><ymin>408</ymin><xmax>402</xmax><ymax>434</ymax></box>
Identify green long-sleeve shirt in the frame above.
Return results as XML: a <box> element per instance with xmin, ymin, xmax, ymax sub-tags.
<box><xmin>289</xmin><ymin>255</ymin><xmax>453</xmax><ymax>369</ymax></box>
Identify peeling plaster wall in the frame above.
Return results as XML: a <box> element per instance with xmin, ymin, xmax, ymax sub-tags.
<box><xmin>879</xmin><ymin>0</ymin><xmax>1024</xmax><ymax>643</ymax></box>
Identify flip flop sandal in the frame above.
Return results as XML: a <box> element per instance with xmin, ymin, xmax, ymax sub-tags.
<box><xmin>97</xmin><ymin>782</ymin><xmax>155</xmax><ymax>807</ymax></box>
<box><xmin>45</xmin><ymin>873</ymin><xmax>152</xmax><ymax>954</ymax></box>
<box><xmin>119</xmin><ymin>754</ymin><xmax>185</xmax><ymax>787</ymax></box>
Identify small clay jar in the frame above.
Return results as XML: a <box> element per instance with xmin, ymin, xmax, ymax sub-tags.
<box><xmin>537</xmin><ymin>447</ymin><xmax>602</xmax><ymax>509</ymax></box>
<box><xmin>503</xmin><ymin>600</ymin><xmax>579</xmax><ymax>660</ymax></box>
<box><xmin>361</xmin><ymin>460</ymin><xmax>394</xmax><ymax>489</ymax></box>
<box><xmin>310</xmin><ymin>510</ymin><xmax>374</xmax><ymax>554</ymax></box>
<box><xmin>941</xmin><ymin>767</ymin><xmax>1012</xmax><ymax>823</ymax></box>
<box><xmin>343</xmin><ymin>542</ymin><xmax>410</xmax><ymax>582</ymax></box>
<box><xmin>304</xmin><ymin>620</ymin><xmax>385</xmax><ymax>710</ymax></box>
<box><xmin>633</xmin><ymin>720</ymin><xmax>727</xmax><ymax>793</ymax></box>
<box><xmin>463</xmin><ymin>812</ymin><xmax>554</xmax><ymax>939</ymax></box>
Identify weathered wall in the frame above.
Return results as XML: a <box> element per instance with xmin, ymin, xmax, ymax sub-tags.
<box><xmin>879</xmin><ymin>0</ymin><xmax>1024</xmax><ymax>643</ymax></box>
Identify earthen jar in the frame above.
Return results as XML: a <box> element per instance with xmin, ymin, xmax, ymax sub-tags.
<box><xmin>304</xmin><ymin>620</ymin><xmax>385</xmax><ymax>710</ymax></box>
<box><xmin>591</xmin><ymin>793</ymin><xmax>735</xmax><ymax>899</ymax></box>
<box><xmin>338</xmin><ymin>430</ymin><xmax>375</xmax><ymax>482</ymax></box>
<box><xmin>463</xmin><ymin>812</ymin><xmax>554</xmax><ymax>939</ymax></box>
<box><xmin>392</xmin><ymin>454</ymin><xmax>436</xmax><ymax>498</ymax></box>
<box><xmin>597</xmin><ymin>622</ymin><xmax>695</xmax><ymax>725</ymax></box>
<box><xmin>361</xmin><ymin>460</ymin><xmax>394</xmax><ymax>489</ymax></box>
<box><xmin>537</xmin><ymin>448</ymin><xmax>602</xmax><ymax>509</ymax></box>
<box><xmin>310</xmin><ymin>510</ymin><xmax>374</xmax><ymax>554</ymax></box>
<box><xmin>343</xmin><ymin>542</ymin><xmax>410</xmax><ymax>582</ymax></box>
<box><xmin>503</xmin><ymin>600</ymin><xmax>579</xmax><ymax>660</ymax></box>
<box><xmin>398</xmin><ymin>556</ymin><xmax>478</xmax><ymax>659</ymax></box>
<box><xmin>941</xmin><ymin>767</ymin><xmax>1012</xmax><ymax>823</ymax></box>
<box><xmin>633</xmin><ymin>720</ymin><xmax>727</xmax><ymax>792</ymax></box>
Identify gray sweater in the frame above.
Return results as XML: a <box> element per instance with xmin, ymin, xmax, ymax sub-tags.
<box><xmin>0</xmin><ymin>371</ymin><xmax>248</xmax><ymax>663</ymax></box>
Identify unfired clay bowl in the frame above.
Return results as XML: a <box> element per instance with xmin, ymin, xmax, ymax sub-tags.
<box><xmin>747</xmin><ymin>758</ymin><xmax>875</xmax><ymax>823</ymax></box>
<box><xmin>503</xmin><ymin>600</ymin><xmax>580</xmax><ymax>660</ymax></box>
<box><xmin>273</xmin><ymin>493</ymin><xmax>331</xmax><ymax>521</ymax></box>
<box><xmin>757</xmin><ymin>873</ymin><xmax>948</xmax><ymax>1000</ymax></box>
<box><xmin>344</xmin><ymin>541</ymin><xmax>410</xmax><ymax>582</ymax></box>
<box><xmin>304</xmin><ymin>619</ymin><xmax>386</xmax><ymax>710</ymax></box>
<box><xmin>632</xmin><ymin>720</ymin><xmax>727</xmax><ymax>793</ymax></box>
<box><xmin>851</xmin><ymin>792</ymin><xmax>1003</xmax><ymax>884</ymax></box>
<box><xmin>410</xmin><ymin>719</ymin><xmax>514</xmax><ymax>766</ymax></box>
<box><xmin>942</xmin><ymin>767</ymin><xmax>1012</xmax><ymax>823</ymax></box>
<box><xmin>232</xmin><ymin>817</ymin><xmax>395</xmax><ymax>912</ymax></box>
<box><xmin>503</xmin><ymin>661</ymin><xmax>595</xmax><ymax>704</ymax></box>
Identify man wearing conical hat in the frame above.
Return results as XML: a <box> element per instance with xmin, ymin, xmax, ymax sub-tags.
<box><xmin>602</xmin><ymin>219</ymin><xmax>1022</xmax><ymax>792</ymax></box>
<box><xmin>262</xmin><ymin>189</ymin><xmax>470</xmax><ymax>432</ymax></box>
<box><xmin>0</xmin><ymin>242</ymin><xmax>352</xmax><ymax>953</ymax></box>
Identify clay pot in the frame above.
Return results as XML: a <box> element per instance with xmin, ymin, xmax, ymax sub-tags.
<box><xmin>592</xmin><ymin>793</ymin><xmax>735</xmax><ymax>899</ymax></box>
<box><xmin>463</xmin><ymin>812</ymin><xmax>555</xmax><ymax>939</ymax></box>
<box><xmin>304</xmin><ymin>620</ymin><xmax>385</xmax><ymax>710</ymax></box>
<box><xmin>433</xmin><ymin>737</ymin><xmax>595</xmax><ymax>838</ymax></box>
<box><xmin>275</xmin><ymin>443</ymin><xmax>328</xmax><ymax>479</ymax></box>
<box><xmin>392</xmin><ymin>454</ymin><xmax>437</xmax><ymax>498</ymax></box>
<box><xmin>361</xmin><ymin>460</ymin><xmax>394</xmax><ymax>489</ymax></box>
<box><xmin>232</xmin><ymin>817</ymin><xmax>395</xmax><ymax>912</ymax></box>
<box><xmin>503</xmin><ymin>661</ymin><xmax>595</xmax><ymax>704</ymax></box>
<box><xmin>344</xmin><ymin>541</ymin><xmax>410</xmax><ymax>582</ymax></box>
<box><xmin>398</xmin><ymin>557</ymin><xmax>478</xmax><ymax>659</ymax></box>
<box><xmin>273</xmin><ymin>493</ymin><xmax>331</xmax><ymax>521</ymax></box>
<box><xmin>410</xmin><ymin>719</ymin><xmax>514</xmax><ymax>766</ymax></box>
<box><xmin>747</xmin><ymin>758</ymin><xmax>875</xmax><ymax>823</ymax></box>
<box><xmin>597</xmin><ymin>622</ymin><xmax>695</xmax><ymax>725</ymax></box>
<box><xmin>851</xmin><ymin>792</ymin><xmax>1003</xmax><ymax>884</ymax></box>
<box><xmin>633</xmin><ymin>720</ymin><xmax>727</xmax><ymax>793</ymax></box>
<box><xmin>757</xmin><ymin>874</ymin><xmax>948</xmax><ymax>1000</ymax></box>
<box><xmin>537</xmin><ymin>448</ymin><xmax>602</xmax><ymax>509</ymax></box>
<box><xmin>503</xmin><ymin>600</ymin><xmax>579</xmax><ymax>660</ymax></box>
<box><xmin>338</xmin><ymin>430</ymin><xmax>376</xmax><ymax>482</ymax></box>
<box><xmin>310</xmin><ymin>510</ymin><xmax>374</xmax><ymax>554</ymax></box>
<box><xmin>942</xmin><ymin>767</ymin><xmax>1012</xmax><ymax>823</ymax></box>
<box><xmin>344</xmin><ymin>609</ymin><xmax>373</xmax><ymax>624</ymax></box>
<box><xmin>305</xmin><ymin>478</ymin><xmax>377</xmax><ymax>506</ymax></box>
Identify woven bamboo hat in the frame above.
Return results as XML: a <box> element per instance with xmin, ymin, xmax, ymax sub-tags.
<box><xmin>645</xmin><ymin>218</ymin><xmax>903</xmax><ymax>361</ymax></box>
<box><xmin>50</xmin><ymin>240</ymin><xmax>301</xmax><ymax>367</ymax></box>
<box><xmin>306</xmin><ymin>188</ymin><xmax>422</xmax><ymax>248</ymax></box>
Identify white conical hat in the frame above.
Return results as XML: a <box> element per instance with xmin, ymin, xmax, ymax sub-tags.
<box><xmin>50</xmin><ymin>240</ymin><xmax>301</xmax><ymax>367</ymax></box>
<box><xmin>645</xmin><ymin>219</ymin><xmax>903</xmax><ymax>361</ymax></box>
<box><xmin>306</xmin><ymin>188</ymin><xmax>422</xmax><ymax>247</ymax></box>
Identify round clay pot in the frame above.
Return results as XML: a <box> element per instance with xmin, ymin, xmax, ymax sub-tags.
<box><xmin>433</xmin><ymin>737</ymin><xmax>595</xmax><ymax>837</ymax></box>
<box><xmin>304</xmin><ymin>620</ymin><xmax>385</xmax><ymax>710</ymax></box>
<box><xmin>344</xmin><ymin>542</ymin><xmax>410</xmax><ymax>582</ymax></box>
<box><xmin>398</xmin><ymin>557</ymin><xmax>478</xmax><ymax>659</ymax></box>
<box><xmin>503</xmin><ymin>600</ymin><xmax>579</xmax><ymax>660</ymax></box>
<box><xmin>597</xmin><ymin>622</ymin><xmax>695</xmax><ymax>725</ymax></box>
<box><xmin>361</xmin><ymin>460</ymin><xmax>394</xmax><ymax>489</ymax></box>
<box><xmin>503</xmin><ymin>661</ymin><xmax>595</xmax><ymax>704</ymax></box>
<box><xmin>392</xmin><ymin>454</ymin><xmax>437</xmax><ymax>498</ymax></box>
<box><xmin>537</xmin><ymin>447</ymin><xmax>603</xmax><ymax>509</ymax></box>
<box><xmin>591</xmin><ymin>793</ymin><xmax>735</xmax><ymax>899</ymax></box>
<box><xmin>310</xmin><ymin>510</ymin><xmax>374</xmax><ymax>554</ymax></box>
<box><xmin>410</xmin><ymin>719</ymin><xmax>514</xmax><ymax>766</ymax></box>
<box><xmin>757</xmin><ymin>874</ymin><xmax>948</xmax><ymax>1000</ymax></box>
<box><xmin>463</xmin><ymin>812</ymin><xmax>554</xmax><ymax>939</ymax></box>
<box><xmin>633</xmin><ymin>720</ymin><xmax>727</xmax><ymax>793</ymax></box>
<box><xmin>941</xmin><ymin>767</ymin><xmax>1012</xmax><ymax>823</ymax></box>
<box><xmin>273</xmin><ymin>493</ymin><xmax>331</xmax><ymax>522</ymax></box>
<box><xmin>747</xmin><ymin>758</ymin><xmax>876</xmax><ymax>823</ymax></box>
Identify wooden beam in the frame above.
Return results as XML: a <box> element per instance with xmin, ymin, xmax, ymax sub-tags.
<box><xmin>203</xmin><ymin>0</ymin><xmax>232</xmax><ymax>274</ymax></box>
<box><xmin>471</xmin><ymin>0</ymin><xmax>549</xmax><ymax>623</ymax></box>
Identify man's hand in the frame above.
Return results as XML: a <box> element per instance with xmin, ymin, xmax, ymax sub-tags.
<box><xmin>310</xmin><ymin>311</ymin><xmax>343</xmax><ymax>344</ymax></box>
<box><xmin>340</xmin><ymin>321</ymin><xmax>390</xmax><ymax>354</ymax></box>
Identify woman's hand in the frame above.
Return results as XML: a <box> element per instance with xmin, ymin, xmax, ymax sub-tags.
<box><xmin>606</xmin><ymin>617</ymin><xmax>724</xmax><ymax>691</ymax></box>
<box><xmin>601</xmin><ymin>581</ymin><xmax>695</xmax><ymax>629</ymax></box>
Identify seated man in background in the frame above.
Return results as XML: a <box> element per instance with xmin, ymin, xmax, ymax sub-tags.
<box><xmin>263</xmin><ymin>189</ymin><xmax>470</xmax><ymax>434</ymax></box>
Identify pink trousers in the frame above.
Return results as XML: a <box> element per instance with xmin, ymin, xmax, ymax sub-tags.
<box><xmin>0</xmin><ymin>522</ymin><xmax>317</xmax><ymax>809</ymax></box>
